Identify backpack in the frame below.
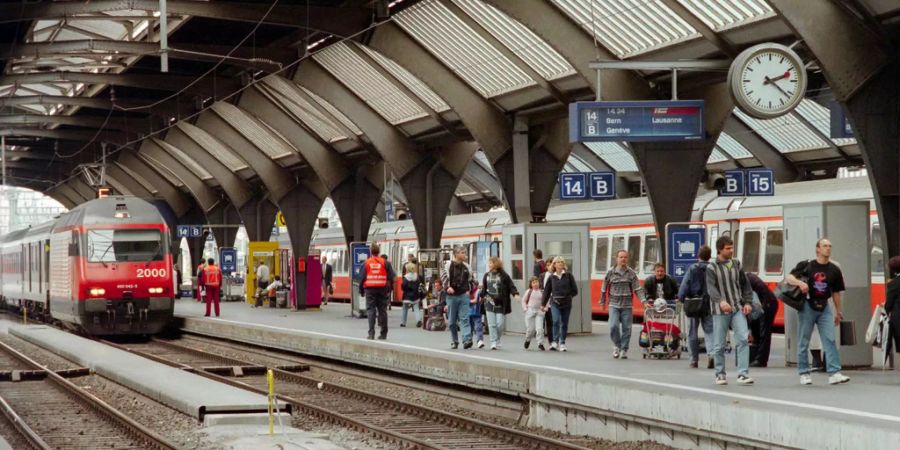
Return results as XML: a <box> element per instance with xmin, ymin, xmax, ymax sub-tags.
<box><xmin>683</xmin><ymin>262</ymin><xmax>710</xmax><ymax>318</ymax></box>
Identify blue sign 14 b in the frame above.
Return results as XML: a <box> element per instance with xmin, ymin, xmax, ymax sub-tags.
<box><xmin>560</xmin><ymin>172</ymin><xmax>616</xmax><ymax>200</ymax></box>
<box><xmin>719</xmin><ymin>169</ymin><xmax>774</xmax><ymax>197</ymax></box>
<box><xmin>176</xmin><ymin>225</ymin><xmax>203</xmax><ymax>238</ymax></box>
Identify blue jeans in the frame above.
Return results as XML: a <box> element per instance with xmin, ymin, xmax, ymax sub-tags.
<box><xmin>798</xmin><ymin>304</ymin><xmax>842</xmax><ymax>375</ymax></box>
<box><xmin>550</xmin><ymin>303</ymin><xmax>572</xmax><ymax>345</ymax></box>
<box><xmin>401</xmin><ymin>300</ymin><xmax>421</xmax><ymax>325</ymax></box>
<box><xmin>486</xmin><ymin>310</ymin><xmax>505</xmax><ymax>345</ymax></box>
<box><xmin>446</xmin><ymin>294</ymin><xmax>472</xmax><ymax>344</ymax></box>
<box><xmin>712</xmin><ymin>311</ymin><xmax>750</xmax><ymax>377</ymax></box>
<box><xmin>609</xmin><ymin>306</ymin><xmax>633</xmax><ymax>351</ymax></box>
<box><xmin>469</xmin><ymin>314</ymin><xmax>484</xmax><ymax>342</ymax></box>
<box><xmin>688</xmin><ymin>315</ymin><xmax>714</xmax><ymax>362</ymax></box>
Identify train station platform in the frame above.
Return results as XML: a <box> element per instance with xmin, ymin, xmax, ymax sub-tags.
<box><xmin>175</xmin><ymin>300</ymin><xmax>900</xmax><ymax>449</ymax></box>
<box><xmin>7</xmin><ymin>323</ymin><xmax>279</xmax><ymax>422</ymax></box>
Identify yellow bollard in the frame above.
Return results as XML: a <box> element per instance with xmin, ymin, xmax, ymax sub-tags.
<box><xmin>267</xmin><ymin>369</ymin><xmax>275</xmax><ymax>435</ymax></box>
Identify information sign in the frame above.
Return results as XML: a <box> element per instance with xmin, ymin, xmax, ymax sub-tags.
<box><xmin>176</xmin><ymin>225</ymin><xmax>203</xmax><ymax>238</ymax></box>
<box><xmin>588</xmin><ymin>172</ymin><xmax>616</xmax><ymax>199</ymax></box>
<box><xmin>665</xmin><ymin>223</ymin><xmax>707</xmax><ymax>283</ymax></box>
<box><xmin>719</xmin><ymin>170</ymin><xmax>746</xmax><ymax>197</ymax></box>
<box><xmin>559</xmin><ymin>173</ymin><xmax>587</xmax><ymax>200</ymax></box>
<box><xmin>569</xmin><ymin>100</ymin><xmax>705</xmax><ymax>143</ymax></box>
<box><xmin>219</xmin><ymin>247</ymin><xmax>237</xmax><ymax>274</ymax></box>
<box><xmin>829</xmin><ymin>101</ymin><xmax>853</xmax><ymax>139</ymax></box>
<box><xmin>351</xmin><ymin>242</ymin><xmax>371</xmax><ymax>280</ymax></box>
<box><xmin>747</xmin><ymin>169</ymin><xmax>774</xmax><ymax>196</ymax></box>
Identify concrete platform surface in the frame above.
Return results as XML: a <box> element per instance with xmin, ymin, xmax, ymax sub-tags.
<box><xmin>8</xmin><ymin>323</ymin><xmax>278</xmax><ymax>420</ymax></box>
<box><xmin>200</xmin><ymin>426</ymin><xmax>344</xmax><ymax>450</ymax></box>
<box><xmin>176</xmin><ymin>300</ymin><xmax>900</xmax><ymax>449</ymax></box>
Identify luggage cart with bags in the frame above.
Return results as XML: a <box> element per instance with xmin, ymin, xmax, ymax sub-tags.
<box><xmin>640</xmin><ymin>299</ymin><xmax>683</xmax><ymax>359</ymax></box>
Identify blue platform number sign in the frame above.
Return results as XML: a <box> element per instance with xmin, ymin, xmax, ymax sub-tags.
<box><xmin>219</xmin><ymin>247</ymin><xmax>237</xmax><ymax>274</ymax></box>
<box><xmin>176</xmin><ymin>225</ymin><xmax>188</xmax><ymax>238</ymax></box>
<box><xmin>559</xmin><ymin>173</ymin><xmax>587</xmax><ymax>200</ymax></box>
<box><xmin>191</xmin><ymin>225</ymin><xmax>202</xmax><ymax>238</ymax></box>
<box><xmin>351</xmin><ymin>243</ymin><xmax>371</xmax><ymax>280</ymax></box>
<box><xmin>719</xmin><ymin>170</ymin><xmax>745</xmax><ymax>197</ymax></box>
<box><xmin>747</xmin><ymin>169</ymin><xmax>774</xmax><ymax>196</ymax></box>
<box><xmin>589</xmin><ymin>172</ymin><xmax>616</xmax><ymax>199</ymax></box>
<box><xmin>666</xmin><ymin>223</ymin><xmax>706</xmax><ymax>283</ymax></box>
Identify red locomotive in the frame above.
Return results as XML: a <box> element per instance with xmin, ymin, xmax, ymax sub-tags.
<box><xmin>1</xmin><ymin>196</ymin><xmax>175</xmax><ymax>335</ymax></box>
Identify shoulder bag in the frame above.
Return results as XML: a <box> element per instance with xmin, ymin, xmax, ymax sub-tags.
<box><xmin>776</xmin><ymin>260</ymin><xmax>810</xmax><ymax>311</ymax></box>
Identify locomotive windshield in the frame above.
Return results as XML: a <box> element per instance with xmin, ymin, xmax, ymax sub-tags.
<box><xmin>87</xmin><ymin>229</ymin><xmax>166</xmax><ymax>263</ymax></box>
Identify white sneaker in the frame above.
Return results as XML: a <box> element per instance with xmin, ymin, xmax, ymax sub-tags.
<box><xmin>559</xmin><ymin>344</ymin><xmax>567</xmax><ymax>352</ymax></box>
<box><xmin>496</xmin><ymin>343</ymin><xmax>502</xmax><ymax>349</ymax></box>
<box><xmin>736</xmin><ymin>374</ymin><xmax>754</xmax><ymax>385</ymax></box>
<box><xmin>490</xmin><ymin>342</ymin><xmax>497</xmax><ymax>350</ymax></box>
<box><xmin>829</xmin><ymin>372</ymin><xmax>850</xmax><ymax>385</ymax></box>
<box><xmin>550</xmin><ymin>342</ymin><xmax>559</xmax><ymax>351</ymax></box>
<box><xmin>800</xmin><ymin>374</ymin><xmax>812</xmax><ymax>385</ymax></box>
<box><xmin>613</xmin><ymin>348</ymin><xmax>620</xmax><ymax>359</ymax></box>
<box><xmin>619</xmin><ymin>351</ymin><xmax>627</xmax><ymax>359</ymax></box>
<box><xmin>477</xmin><ymin>340</ymin><xmax>484</xmax><ymax>349</ymax></box>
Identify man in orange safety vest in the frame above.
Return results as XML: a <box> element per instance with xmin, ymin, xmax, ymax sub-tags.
<box><xmin>358</xmin><ymin>243</ymin><xmax>395</xmax><ymax>340</ymax></box>
<box><xmin>200</xmin><ymin>258</ymin><xmax>222</xmax><ymax>317</ymax></box>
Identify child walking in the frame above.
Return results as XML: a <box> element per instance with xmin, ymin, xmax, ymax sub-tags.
<box><xmin>522</xmin><ymin>276</ymin><xmax>546</xmax><ymax>351</ymax></box>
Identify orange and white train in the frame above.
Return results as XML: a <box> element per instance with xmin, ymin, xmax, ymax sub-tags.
<box><xmin>298</xmin><ymin>176</ymin><xmax>883</xmax><ymax>327</ymax></box>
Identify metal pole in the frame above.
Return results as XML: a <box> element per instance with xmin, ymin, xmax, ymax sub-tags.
<box><xmin>159</xmin><ymin>0</ymin><xmax>169</xmax><ymax>73</ymax></box>
<box><xmin>672</xmin><ymin>68</ymin><xmax>678</xmax><ymax>100</ymax></box>
<box><xmin>595</xmin><ymin>69</ymin><xmax>603</xmax><ymax>101</ymax></box>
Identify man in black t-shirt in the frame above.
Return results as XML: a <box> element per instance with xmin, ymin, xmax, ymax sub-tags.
<box><xmin>786</xmin><ymin>238</ymin><xmax>850</xmax><ymax>386</ymax></box>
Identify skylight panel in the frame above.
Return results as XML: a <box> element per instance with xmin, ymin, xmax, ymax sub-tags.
<box><xmin>585</xmin><ymin>142</ymin><xmax>638</xmax><ymax>171</ymax></box>
<box><xmin>734</xmin><ymin>109</ymin><xmax>831</xmax><ymax>153</ymax></box>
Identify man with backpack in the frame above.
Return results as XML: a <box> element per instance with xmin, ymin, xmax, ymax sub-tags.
<box><xmin>678</xmin><ymin>245</ymin><xmax>714</xmax><ymax>369</ymax></box>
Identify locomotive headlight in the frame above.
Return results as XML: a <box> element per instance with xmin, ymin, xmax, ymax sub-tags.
<box><xmin>148</xmin><ymin>287</ymin><xmax>164</xmax><ymax>294</ymax></box>
<box><xmin>89</xmin><ymin>288</ymin><xmax>106</xmax><ymax>296</ymax></box>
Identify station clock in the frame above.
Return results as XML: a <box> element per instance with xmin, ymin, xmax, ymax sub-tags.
<box><xmin>728</xmin><ymin>43</ymin><xmax>807</xmax><ymax>119</ymax></box>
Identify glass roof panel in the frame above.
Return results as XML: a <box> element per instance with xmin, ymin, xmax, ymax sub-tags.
<box><xmin>155</xmin><ymin>139</ymin><xmax>213</xmax><ymax>181</ymax></box>
<box><xmin>260</xmin><ymin>77</ymin><xmax>349</xmax><ymax>143</ymax></box>
<box><xmin>794</xmin><ymin>99</ymin><xmax>857</xmax><ymax>147</ymax></box>
<box><xmin>212</xmin><ymin>104</ymin><xmax>295</xmax><ymax>159</ymax></box>
<box><xmin>733</xmin><ymin>109</ymin><xmax>831</xmax><ymax>153</ymax></box>
<box><xmin>716</xmin><ymin>131</ymin><xmax>754</xmax><ymax>159</ymax></box>
<box><xmin>302</xmin><ymin>87</ymin><xmax>364</xmax><ymax>135</ymax></box>
<box><xmin>707</xmin><ymin>148</ymin><xmax>728</xmax><ymax>164</ymax></box>
<box><xmin>585</xmin><ymin>142</ymin><xmax>638</xmax><ymax>171</ymax></box>
<box><xmin>451</xmin><ymin>0</ymin><xmax>576</xmax><ymax>80</ymax></box>
<box><xmin>358</xmin><ymin>45</ymin><xmax>451</xmax><ymax>113</ymax></box>
<box><xmin>676</xmin><ymin>0</ymin><xmax>774</xmax><ymax>31</ymax></box>
<box><xmin>313</xmin><ymin>42</ymin><xmax>429</xmax><ymax>125</ymax></box>
<box><xmin>552</xmin><ymin>0</ymin><xmax>699</xmax><ymax>58</ymax></box>
<box><xmin>394</xmin><ymin>0</ymin><xmax>536</xmax><ymax>97</ymax></box>
<box><xmin>174</xmin><ymin>123</ymin><xmax>248</xmax><ymax>171</ymax></box>
<box><xmin>137</xmin><ymin>152</ymin><xmax>184</xmax><ymax>187</ymax></box>
<box><xmin>567</xmin><ymin>153</ymin><xmax>594</xmax><ymax>172</ymax></box>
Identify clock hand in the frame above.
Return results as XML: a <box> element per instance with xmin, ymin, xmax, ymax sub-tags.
<box><xmin>764</xmin><ymin>75</ymin><xmax>792</xmax><ymax>98</ymax></box>
<box><xmin>763</xmin><ymin>71</ymin><xmax>791</xmax><ymax>85</ymax></box>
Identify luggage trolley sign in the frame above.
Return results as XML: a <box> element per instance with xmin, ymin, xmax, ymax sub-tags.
<box><xmin>569</xmin><ymin>100</ymin><xmax>705</xmax><ymax>143</ymax></box>
<box><xmin>351</xmin><ymin>243</ymin><xmax>371</xmax><ymax>279</ymax></box>
<box><xmin>665</xmin><ymin>223</ymin><xmax>707</xmax><ymax>283</ymax></box>
<box><xmin>219</xmin><ymin>247</ymin><xmax>237</xmax><ymax>274</ymax></box>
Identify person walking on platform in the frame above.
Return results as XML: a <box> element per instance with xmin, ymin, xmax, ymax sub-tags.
<box><xmin>707</xmin><ymin>236</ymin><xmax>754</xmax><ymax>386</ymax></box>
<box><xmin>481</xmin><ymin>257</ymin><xmax>519</xmax><ymax>350</ymax></box>
<box><xmin>601</xmin><ymin>250</ymin><xmax>645</xmax><ymax>359</ymax></box>
<box><xmin>359</xmin><ymin>244</ymin><xmax>395</xmax><ymax>340</ymax></box>
<box><xmin>322</xmin><ymin>256</ymin><xmax>333</xmax><ymax>306</ymax></box>
<box><xmin>441</xmin><ymin>246</ymin><xmax>475</xmax><ymax>349</ymax></box>
<box><xmin>644</xmin><ymin>263</ymin><xmax>679</xmax><ymax>306</ymax></box>
<box><xmin>746</xmin><ymin>272</ymin><xmax>778</xmax><ymax>367</ymax></box>
<box><xmin>542</xmin><ymin>257</ymin><xmax>578</xmax><ymax>352</ymax></box>
<box><xmin>785</xmin><ymin>239</ymin><xmax>851</xmax><ymax>385</ymax></box>
<box><xmin>677</xmin><ymin>245</ymin><xmax>714</xmax><ymax>369</ymax></box>
<box><xmin>533</xmin><ymin>249</ymin><xmax>547</xmax><ymax>283</ymax></box>
<box><xmin>522</xmin><ymin>276</ymin><xmax>546</xmax><ymax>351</ymax></box>
<box><xmin>201</xmin><ymin>258</ymin><xmax>222</xmax><ymax>317</ymax></box>
<box><xmin>883</xmin><ymin>256</ymin><xmax>900</xmax><ymax>350</ymax></box>
<box><xmin>470</xmin><ymin>284</ymin><xmax>485</xmax><ymax>348</ymax></box>
<box><xmin>542</xmin><ymin>258</ymin><xmax>556</xmax><ymax>345</ymax></box>
<box><xmin>195</xmin><ymin>261</ymin><xmax>206</xmax><ymax>303</ymax></box>
<box><xmin>400</xmin><ymin>263</ymin><xmax>424</xmax><ymax>328</ymax></box>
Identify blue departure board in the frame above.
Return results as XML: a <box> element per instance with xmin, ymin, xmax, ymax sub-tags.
<box><xmin>569</xmin><ymin>100</ymin><xmax>705</xmax><ymax>143</ymax></box>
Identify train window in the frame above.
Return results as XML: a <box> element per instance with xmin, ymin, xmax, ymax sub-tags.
<box><xmin>609</xmin><ymin>235</ymin><xmax>625</xmax><ymax>269</ymax></box>
<box><xmin>627</xmin><ymin>235</ymin><xmax>641</xmax><ymax>272</ymax></box>
<box><xmin>742</xmin><ymin>230</ymin><xmax>761</xmax><ymax>273</ymax></box>
<box><xmin>643</xmin><ymin>235</ymin><xmax>659</xmax><ymax>273</ymax></box>
<box><xmin>87</xmin><ymin>229</ymin><xmax>165</xmax><ymax>263</ymax></box>
<box><xmin>764</xmin><ymin>229</ymin><xmax>784</xmax><ymax>275</ymax></box>
<box><xmin>594</xmin><ymin>236</ymin><xmax>609</xmax><ymax>274</ymax></box>
<box><xmin>872</xmin><ymin>224</ymin><xmax>884</xmax><ymax>275</ymax></box>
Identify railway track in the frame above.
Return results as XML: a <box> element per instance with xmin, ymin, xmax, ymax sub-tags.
<box><xmin>0</xmin><ymin>340</ymin><xmax>179</xmax><ymax>450</ymax></box>
<box><xmin>110</xmin><ymin>338</ymin><xmax>591</xmax><ymax>450</ymax></box>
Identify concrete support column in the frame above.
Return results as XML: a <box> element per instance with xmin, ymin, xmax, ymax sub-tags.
<box><xmin>331</xmin><ymin>162</ymin><xmax>384</xmax><ymax>245</ymax></box>
<box><xmin>238</xmin><ymin>196</ymin><xmax>278</xmax><ymax>243</ymax></box>
<box><xmin>279</xmin><ymin>183</ymin><xmax>327</xmax><ymax>309</ymax></box>
<box><xmin>209</xmin><ymin>203</ymin><xmax>241</xmax><ymax>250</ymax></box>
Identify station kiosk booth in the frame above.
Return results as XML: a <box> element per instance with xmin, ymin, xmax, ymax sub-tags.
<box><xmin>245</xmin><ymin>241</ymin><xmax>280</xmax><ymax>305</ymax></box>
<box><xmin>783</xmin><ymin>201</ymin><xmax>872</xmax><ymax>368</ymax></box>
<box><xmin>501</xmin><ymin>223</ymin><xmax>591</xmax><ymax>335</ymax></box>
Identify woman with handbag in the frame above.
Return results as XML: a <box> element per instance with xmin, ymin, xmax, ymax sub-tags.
<box><xmin>481</xmin><ymin>257</ymin><xmax>519</xmax><ymax>350</ymax></box>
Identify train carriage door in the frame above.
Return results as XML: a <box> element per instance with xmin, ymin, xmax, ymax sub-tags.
<box><xmin>44</xmin><ymin>240</ymin><xmax>50</xmax><ymax>299</ymax></box>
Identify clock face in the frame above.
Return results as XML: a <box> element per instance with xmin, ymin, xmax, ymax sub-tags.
<box><xmin>729</xmin><ymin>43</ymin><xmax>807</xmax><ymax>119</ymax></box>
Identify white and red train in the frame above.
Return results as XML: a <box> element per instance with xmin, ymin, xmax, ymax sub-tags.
<box><xmin>302</xmin><ymin>176</ymin><xmax>882</xmax><ymax>327</ymax></box>
<box><xmin>1</xmin><ymin>196</ymin><xmax>175</xmax><ymax>335</ymax></box>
